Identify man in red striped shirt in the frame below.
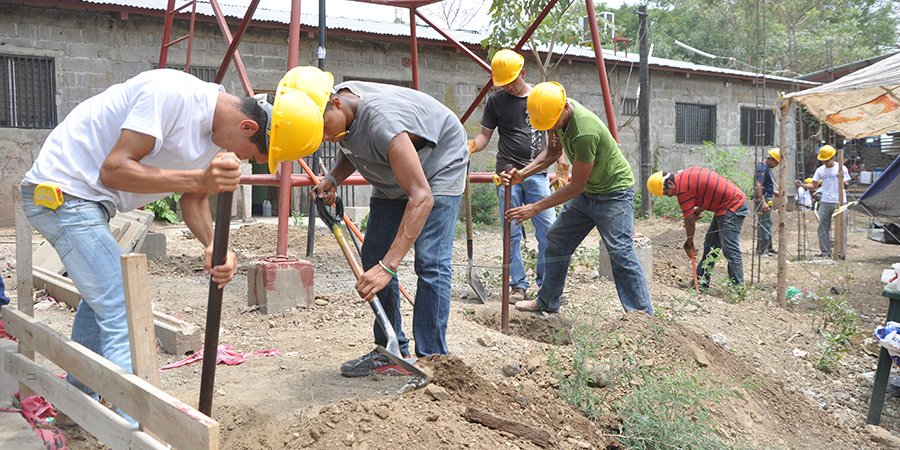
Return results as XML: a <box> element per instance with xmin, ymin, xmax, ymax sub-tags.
<box><xmin>648</xmin><ymin>167</ymin><xmax>748</xmax><ymax>289</ymax></box>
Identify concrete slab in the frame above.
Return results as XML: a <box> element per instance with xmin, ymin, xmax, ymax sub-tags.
<box><xmin>0</xmin><ymin>340</ymin><xmax>45</xmax><ymax>450</ymax></box>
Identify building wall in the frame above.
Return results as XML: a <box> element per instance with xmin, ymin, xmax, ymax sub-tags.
<box><xmin>0</xmin><ymin>3</ymin><xmax>799</xmax><ymax>224</ymax></box>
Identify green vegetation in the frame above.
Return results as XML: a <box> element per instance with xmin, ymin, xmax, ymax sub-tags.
<box><xmin>145</xmin><ymin>193</ymin><xmax>181</xmax><ymax>224</ymax></box>
<box><xmin>812</xmin><ymin>295</ymin><xmax>860</xmax><ymax>372</ymax></box>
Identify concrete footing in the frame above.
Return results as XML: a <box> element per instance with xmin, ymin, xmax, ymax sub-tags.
<box><xmin>598</xmin><ymin>236</ymin><xmax>653</xmax><ymax>281</ymax></box>
<box><xmin>248</xmin><ymin>257</ymin><xmax>314</xmax><ymax>314</ymax></box>
<box><xmin>138</xmin><ymin>231</ymin><xmax>167</xmax><ymax>261</ymax></box>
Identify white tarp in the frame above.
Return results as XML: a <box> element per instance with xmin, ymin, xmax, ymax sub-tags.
<box><xmin>785</xmin><ymin>52</ymin><xmax>900</xmax><ymax>139</ymax></box>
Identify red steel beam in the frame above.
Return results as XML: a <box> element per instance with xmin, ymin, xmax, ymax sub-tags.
<box><xmin>275</xmin><ymin>0</ymin><xmax>303</xmax><ymax>257</ymax></box>
<box><xmin>414</xmin><ymin>11</ymin><xmax>490</xmax><ymax>73</ymax></box>
<box><xmin>158</xmin><ymin>0</ymin><xmax>177</xmax><ymax>68</ymax></box>
<box><xmin>241</xmin><ymin>172</ymin><xmax>501</xmax><ymax>187</ymax></box>
<box><xmin>209</xmin><ymin>0</ymin><xmax>254</xmax><ymax>95</ymax></box>
<box><xmin>410</xmin><ymin>8</ymin><xmax>419</xmax><ymax>89</ymax></box>
<box><xmin>214</xmin><ymin>0</ymin><xmax>260</xmax><ymax>85</ymax></box>
<box><xmin>584</xmin><ymin>0</ymin><xmax>618</xmax><ymax>141</ymax></box>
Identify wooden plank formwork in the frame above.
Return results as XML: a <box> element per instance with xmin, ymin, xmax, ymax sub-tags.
<box><xmin>1</xmin><ymin>307</ymin><xmax>219</xmax><ymax>450</ymax></box>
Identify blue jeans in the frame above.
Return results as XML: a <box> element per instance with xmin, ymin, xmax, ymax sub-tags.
<box><xmin>535</xmin><ymin>189</ymin><xmax>652</xmax><ymax>314</ymax></box>
<box><xmin>0</xmin><ymin>272</ymin><xmax>9</xmax><ymax>305</ymax></box>
<box><xmin>756</xmin><ymin>199</ymin><xmax>773</xmax><ymax>253</ymax></box>
<box><xmin>697</xmin><ymin>202</ymin><xmax>748</xmax><ymax>287</ymax></box>
<box><xmin>20</xmin><ymin>185</ymin><xmax>133</xmax><ymax>410</ymax></box>
<box><xmin>361</xmin><ymin>195</ymin><xmax>460</xmax><ymax>357</ymax></box>
<box><xmin>497</xmin><ymin>173</ymin><xmax>556</xmax><ymax>290</ymax></box>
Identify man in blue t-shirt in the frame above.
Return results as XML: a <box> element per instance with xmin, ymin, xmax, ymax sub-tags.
<box><xmin>468</xmin><ymin>49</ymin><xmax>562</xmax><ymax>303</ymax></box>
<box><xmin>755</xmin><ymin>148</ymin><xmax>780</xmax><ymax>256</ymax></box>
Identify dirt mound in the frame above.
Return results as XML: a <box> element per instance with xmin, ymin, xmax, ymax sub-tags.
<box><xmin>650</xmin><ymin>227</ymin><xmax>698</xmax><ymax>288</ymax></box>
<box><xmin>241</xmin><ymin>355</ymin><xmax>620</xmax><ymax>450</ymax></box>
<box><xmin>471</xmin><ymin>308</ymin><xmax>573</xmax><ymax>344</ymax></box>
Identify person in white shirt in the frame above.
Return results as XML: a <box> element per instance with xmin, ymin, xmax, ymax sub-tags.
<box><xmin>20</xmin><ymin>68</ymin><xmax>325</xmax><ymax>422</ymax></box>
<box><xmin>796</xmin><ymin>145</ymin><xmax>850</xmax><ymax>258</ymax></box>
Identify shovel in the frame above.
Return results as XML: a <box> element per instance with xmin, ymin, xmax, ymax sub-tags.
<box><xmin>690</xmin><ymin>251</ymin><xmax>700</xmax><ymax>291</ymax></box>
<box><xmin>464</xmin><ymin>169</ymin><xmax>487</xmax><ymax>303</ymax></box>
<box><xmin>315</xmin><ymin>197</ymin><xmax>431</xmax><ymax>386</ymax></box>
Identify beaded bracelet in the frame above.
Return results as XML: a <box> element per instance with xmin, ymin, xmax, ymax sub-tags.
<box><xmin>378</xmin><ymin>260</ymin><xmax>396</xmax><ymax>277</ymax></box>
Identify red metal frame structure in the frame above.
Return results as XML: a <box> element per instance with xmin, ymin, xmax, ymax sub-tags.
<box><xmin>157</xmin><ymin>0</ymin><xmax>620</xmax><ymax>255</ymax></box>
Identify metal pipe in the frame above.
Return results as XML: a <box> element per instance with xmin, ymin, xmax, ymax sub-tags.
<box><xmin>585</xmin><ymin>0</ymin><xmax>619</xmax><ymax>141</ymax></box>
<box><xmin>209</xmin><ymin>0</ymin><xmax>254</xmax><ymax>95</ymax></box>
<box><xmin>501</xmin><ymin>164</ymin><xmax>512</xmax><ymax>333</ymax></box>
<box><xmin>414</xmin><ymin>11</ymin><xmax>490</xmax><ymax>73</ymax></box>
<box><xmin>241</xmin><ymin>172</ymin><xmax>501</xmax><ymax>187</ymax></box>
<box><xmin>410</xmin><ymin>8</ymin><xmax>420</xmax><ymax>89</ymax></box>
<box><xmin>198</xmin><ymin>191</ymin><xmax>233</xmax><ymax>416</ymax></box>
<box><xmin>185</xmin><ymin>0</ymin><xmax>197</xmax><ymax>71</ymax></box>
<box><xmin>276</xmin><ymin>0</ymin><xmax>302</xmax><ymax>257</ymax></box>
<box><xmin>213</xmin><ymin>0</ymin><xmax>260</xmax><ymax>86</ymax></box>
<box><xmin>637</xmin><ymin>5</ymin><xmax>650</xmax><ymax>217</ymax></box>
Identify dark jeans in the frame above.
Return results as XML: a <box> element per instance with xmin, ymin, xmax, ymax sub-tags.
<box><xmin>535</xmin><ymin>189</ymin><xmax>653</xmax><ymax>314</ymax></box>
<box><xmin>0</xmin><ymin>272</ymin><xmax>9</xmax><ymax>305</ymax></box>
<box><xmin>697</xmin><ymin>202</ymin><xmax>748</xmax><ymax>288</ymax></box>
<box><xmin>755</xmin><ymin>199</ymin><xmax>773</xmax><ymax>253</ymax></box>
<box><xmin>361</xmin><ymin>195</ymin><xmax>460</xmax><ymax>357</ymax></box>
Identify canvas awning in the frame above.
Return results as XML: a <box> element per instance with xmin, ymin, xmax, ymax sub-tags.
<box><xmin>784</xmin><ymin>52</ymin><xmax>900</xmax><ymax>140</ymax></box>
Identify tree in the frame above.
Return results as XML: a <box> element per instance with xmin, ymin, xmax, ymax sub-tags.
<box><xmin>422</xmin><ymin>0</ymin><xmax>483</xmax><ymax>30</ymax></box>
<box><xmin>483</xmin><ymin>1</ymin><xmax>607</xmax><ymax>81</ymax></box>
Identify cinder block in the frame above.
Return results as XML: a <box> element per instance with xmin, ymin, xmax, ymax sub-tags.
<box><xmin>344</xmin><ymin>206</ymin><xmax>369</xmax><ymax>225</ymax></box>
<box><xmin>138</xmin><ymin>231</ymin><xmax>167</xmax><ymax>261</ymax></box>
<box><xmin>248</xmin><ymin>257</ymin><xmax>314</xmax><ymax>314</ymax></box>
<box><xmin>598</xmin><ymin>236</ymin><xmax>653</xmax><ymax>282</ymax></box>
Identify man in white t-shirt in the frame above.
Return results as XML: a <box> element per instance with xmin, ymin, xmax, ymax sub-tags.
<box><xmin>796</xmin><ymin>144</ymin><xmax>850</xmax><ymax>258</ymax></box>
<box><xmin>19</xmin><ymin>68</ymin><xmax>324</xmax><ymax>421</ymax></box>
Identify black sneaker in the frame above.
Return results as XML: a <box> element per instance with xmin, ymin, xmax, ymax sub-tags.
<box><xmin>340</xmin><ymin>349</ymin><xmax>413</xmax><ymax>377</ymax></box>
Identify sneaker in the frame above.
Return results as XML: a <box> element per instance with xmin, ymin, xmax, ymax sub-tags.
<box><xmin>514</xmin><ymin>299</ymin><xmax>542</xmax><ymax>312</ymax></box>
<box><xmin>509</xmin><ymin>287</ymin><xmax>527</xmax><ymax>303</ymax></box>
<box><xmin>340</xmin><ymin>349</ymin><xmax>413</xmax><ymax>378</ymax></box>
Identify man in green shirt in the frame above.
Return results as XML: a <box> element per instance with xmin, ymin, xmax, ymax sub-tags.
<box><xmin>502</xmin><ymin>82</ymin><xmax>652</xmax><ymax>314</ymax></box>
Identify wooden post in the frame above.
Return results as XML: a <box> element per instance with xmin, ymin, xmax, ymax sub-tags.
<box><xmin>834</xmin><ymin>146</ymin><xmax>846</xmax><ymax>260</ymax></box>
<box><xmin>122</xmin><ymin>253</ymin><xmax>161</xmax><ymax>388</ymax></box>
<box><xmin>14</xmin><ymin>187</ymin><xmax>34</xmax><ymax>396</ymax></box>
<box><xmin>776</xmin><ymin>100</ymin><xmax>790</xmax><ymax>308</ymax></box>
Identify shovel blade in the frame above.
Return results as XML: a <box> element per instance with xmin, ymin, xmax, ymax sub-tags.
<box><xmin>374</xmin><ymin>345</ymin><xmax>432</xmax><ymax>384</ymax></box>
<box><xmin>467</xmin><ymin>260</ymin><xmax>487</xmax><ymax>303</ymax></box>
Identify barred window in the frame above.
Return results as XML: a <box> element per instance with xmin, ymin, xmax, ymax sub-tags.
<box><xmin>675</xmin><ymin>102</ymin><xmax>716</xmax><ymax>144</ymax></box>
<box><xmin>740</xmin><ymin>106</ymin><xmax>775</xmax><ymax>146</ymax></box>
<box><xmin>152</xmin><ymin>64</ymin><xmax>218</xmax><ymax>82</ymax></box>
<box><xmin>621</xmin><ymin>97</ymin><xmax>638</xmax><ymax>116</ymax></box>
<box><xmin>0</xmin><ymin>55</ymin><xmax>57</xmax><ymax>129</ymax></box>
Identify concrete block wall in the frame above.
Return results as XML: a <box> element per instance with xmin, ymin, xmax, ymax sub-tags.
<box><xmin>0</xmin><ymin>2</ymin><xmax>801</xmax><ymax>225</ymax></box>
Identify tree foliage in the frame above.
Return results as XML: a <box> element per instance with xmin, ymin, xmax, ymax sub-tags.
<box><xmin>483</xmin><ymin>0</ymin><xmax>898</xmax><ymax>78</ymax></box>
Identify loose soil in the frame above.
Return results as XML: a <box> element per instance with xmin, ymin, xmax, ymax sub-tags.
<box><xmin>1</xmin><ymin>207</ymin><xmax>899</xmax><ymax>449</ymax></box>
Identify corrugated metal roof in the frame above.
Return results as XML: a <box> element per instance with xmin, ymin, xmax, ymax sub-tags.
<box><xmin>70</xmin><ymin>0</ymin><xmax>815</xmax><ymax>86</ymax></box>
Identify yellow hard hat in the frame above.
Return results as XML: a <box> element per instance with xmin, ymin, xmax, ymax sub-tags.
<box><xmin>527</xmin><ymin>81</ymin><xmax>567</xmax><ymax>131</ymax></box>
<box><xmin>817</xmin><ymin>145</ymin><xmax>836</xmax><ymax>161</ymax></box>
<box><xmin>265</xmin><ymin>87</ymin><xmax>324</xmax><ymax>175</ymax></box>
<box><xmin>768</xmin><ymin>148</ymin><xmax>780</xmax><ymax>163</ymax></box>
<box><xmin>491</xmin><ymin>49</ymin><xmax>525</xmax><ymax>87</ymax></box>
<box><xmin>647</xmin><ymin>171</ymin><xmax>665</xmax><ymax>196</ymax></box>
<box><xmin>804</xmin><ymin>177</ymin><xmax>813</xmax><ymax>184</ymax></box>
<box><xmin>277</xmin><ymin>66</ymin><xmax>334</xmax><ymax>113</ymax></box>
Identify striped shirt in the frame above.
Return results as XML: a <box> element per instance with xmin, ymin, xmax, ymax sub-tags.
<box><xmin>674</xmin><ymin>167</ymin><xmax>746</xmax><ymax>217</ymax></box>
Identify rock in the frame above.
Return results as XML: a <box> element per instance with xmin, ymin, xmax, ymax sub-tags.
<box><xmin>502</xmin><ymin>361</ymin><xmax>521</xmax><ymax>377</ymax></box>
<box><xmin>525</xmin><ymin>355</ymin><xmax>544</xmax><ymax>373</ymax></box>
<box><xmin>353</xmin><ymin>442</ymin><xmax>370</xmax><ymax>450</ymax></box>
<box><xmin>477</xmin><ymin>336</ymin><xmax>495</xmax><ymax>347</ymax></box>
<box><xmin>792</xmin><ymin>348</ymin><xmax>809</xmax><ymax>359</ymax></box>
<box><xmin>268</xmin><ymin>320</ymin><xmax>276</xmax><ymax>328</ymax></box>
<box><xmin>425</xmin><ymin>385</ymin><xmax>451</xmax><ymax>401</ymax></box>
<box><xmin>588</xmin><ymin>363</ymin><xmax>612</xmax><ymax>388</ymax></box>
<box><xmin>711</xmin><ymin>333</ymin><xmax>729</xmax><ymax>349</ymax></box>
<box><xmin>342</xmin><ymin>433</ymin><xmax>356</xmax><ymax>446</ymax></box>
<box><xmin>689</xmin><ymin>345</ymin><xmax>711</xmax><ymax>367</ymax></box>
<box><xmin>373</xmin><ymin>406</ymin><xmax>391</xmax><ymax>419</ymax></box>
<box><xmin>866</xmin><ymin>425</ymin><xmax>900</xmax><ymax>447</ymax></box>
<box><xmin>183</xmin><ymin>306</ymin><xmax>193</xmax><ymax>313</ymax></box>
<box><xmin>426</xmin><ymin>414</ymin><xmax>439</xmax><ymax>422</ymax></box>
<box><xmin>315</xmin><ymin>299</ymin><xmax>329</xmax><ymax>306</ymax></box>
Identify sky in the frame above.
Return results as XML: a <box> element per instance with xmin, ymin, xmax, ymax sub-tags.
<box><xmin>224</xmin><ymin>0</ymin><xmax>628</xmax><ymax>32</ymax></box>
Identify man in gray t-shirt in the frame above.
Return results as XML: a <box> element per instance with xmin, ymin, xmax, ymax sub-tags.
<box><xmin>313</xmin><ymin>81</ymin><xmax>467</xmax><ymax>377</ymax></box>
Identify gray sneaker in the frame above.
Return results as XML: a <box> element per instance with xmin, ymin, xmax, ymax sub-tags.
<box><xmin>509</xmin><ymin>287</ymin><xmax>527</xmax><ymax>304</ymax></box>
<box><xmin>340</xmin><ymin>349</ymin><xmax>413</xmax><ymax>377</ymax></box>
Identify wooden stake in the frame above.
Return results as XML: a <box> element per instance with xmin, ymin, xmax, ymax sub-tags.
<box><xmin>14</xmin><ymin>187</ymin><xmax>34</xmax><ymax>397</ymax></box>
<box><xmin>122</xmin><ymin>253</ymin><xmax>161</xmax><ymax>388</ymax></box>
<box><xmin>776</xmin><ymin>100</ymin><xmax>790</xmax><ymax>308</ymax></box>
<box><xmin>834</xmin><ymin>146</ymin><xmax>846</xmax><ymax>260</ymax></box>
